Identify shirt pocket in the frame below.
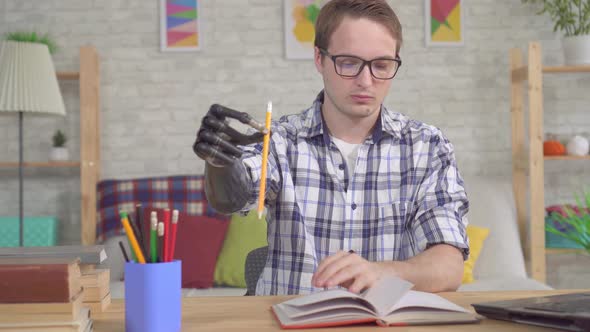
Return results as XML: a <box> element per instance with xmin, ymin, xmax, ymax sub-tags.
<box><xmin>367</xmin><ymin>202</ymin><xmax>409</xmax><ymax>262</ymax></box>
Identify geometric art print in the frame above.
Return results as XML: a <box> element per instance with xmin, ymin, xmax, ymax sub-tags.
<box><xmin>160</xmin><ymin>0</ymin><xmax>200</xmax><ymax>51</ymax></box>
<box><xmin>425</xmin><ymin>0</ymin><xmax>464</xmax><ymax>46</ymax></box>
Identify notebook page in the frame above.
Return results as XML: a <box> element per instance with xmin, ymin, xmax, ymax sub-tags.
<box><xmin>390</xmin><ymin>290</ymin><xmax>469</xmax><ymax>313</ymax></box>
<box><xmin>283</xmin><ymin>288</ymin><xmax>362</xmax><ymax>307</ymax></box>
<box><xmin>362</xmin><ymin>276</ymin><xmax>413</xmax><ymax>316</ymax></box>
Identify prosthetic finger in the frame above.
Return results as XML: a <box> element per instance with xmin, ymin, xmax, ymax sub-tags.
<box><xmin>198</xmin><ymin>130</ymin><xmax>243</xmax><ymax>158</ymax></box>
<box><xmin>209</xmin><ymin>104</ymin><xmax>268</xmax><ymax>134</ymax></box>
<box><xmin>231</xmin><ymin>131</ymin><xmax>266</xmax><ymax>146</ymax></box>
<box><xmin>203</xmin><ymin>116</ymin><xmax>265</xmax><ymax>146</ymax></box>
<box><xmin>193</xmin><ymin>142</ymin><xmax>235</xmax><ymax>167</ymax></box>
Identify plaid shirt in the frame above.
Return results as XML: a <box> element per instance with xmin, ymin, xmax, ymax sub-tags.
<box><xmin>240</xmin><ymin>92</ymin><xmax>469</xmax><ymax>295</ymax></box>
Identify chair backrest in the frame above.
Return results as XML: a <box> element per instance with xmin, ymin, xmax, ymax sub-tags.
<box><xmin>244</xmin><ymin>246</ymin><xmax>268</xmax><ymax>295</ymax></box>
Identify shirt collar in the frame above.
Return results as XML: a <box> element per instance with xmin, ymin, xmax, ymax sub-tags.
<box><xmin>299</xmin><ymin>90</ymin><xmax>402</xmax><ymax>143</ymax></box>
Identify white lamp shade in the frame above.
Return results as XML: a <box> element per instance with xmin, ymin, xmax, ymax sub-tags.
<box><xmin>0</xmin><ymin>40</ymin><xmax>66</xmax><ymax>115</ymax></box>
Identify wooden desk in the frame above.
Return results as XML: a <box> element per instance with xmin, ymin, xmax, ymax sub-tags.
<box><xmin>93</xmin><ymin>290</ymin><xmax>582</xmax><ymax>331</ymax></box>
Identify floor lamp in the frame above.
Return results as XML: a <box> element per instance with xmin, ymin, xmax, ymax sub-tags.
<box><xmin>0</xmin><ymin>40</ymin><xmax>66</xmax><ymax>247</ymax></box>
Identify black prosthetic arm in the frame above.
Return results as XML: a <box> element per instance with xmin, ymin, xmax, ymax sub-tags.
<box><xmin>194</xmin><ymin>104</ymin><xmax>268</xmax><ymax>213</ymax></box>
<box><xmin>193</xmin><ymin>104</ymin><xmax>267</xmax><ymax>167</ymax></box>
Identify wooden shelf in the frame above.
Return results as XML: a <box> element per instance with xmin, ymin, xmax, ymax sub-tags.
<box><xmin>56</xmin><ymin>71</ymin><xmax>80</xmax><ymax>80</ymax></box>
<box><xmin>546</xmin><ymin>248</ymin><xmax>586</xmax><ymax>254</ymax></box>
<box><xmin>543</xmin><ymin>65</ymin><xmax>590</xmax><ymax>73</ymax></box>
<box><xmin>0</xmin><ymin>161</ymin><xmax>81</xmax><ymax>168</ymax></box>
<box><xmin>545</xmin><ymin>155</ymin><xmax>590</xmax><ymax>160</ymax></box>
<box><xmin>512</xmin><ymin>43</ymin><xmax>590</xmax><ymax>283</ymax></box>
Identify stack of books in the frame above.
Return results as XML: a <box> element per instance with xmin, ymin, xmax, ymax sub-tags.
<box><xmin>80</xmin><ymin>269</ymin><xmax>111</xmax><ymax>313</ymax></box>
<box><xmin>0</xmin><ymin>257</ymin><xmax>93</xmax><ymax>332</ymax></box>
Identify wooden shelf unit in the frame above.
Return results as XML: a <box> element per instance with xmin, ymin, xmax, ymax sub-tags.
<box><xmin>1</xmin><ymin>46</ymin><xmax>100</xmax><ymax>245</ymax></box>
<box><xmin>0</xmin><ymin>161</ymin><xmax>81</xmax><ymax>168</ymax></box>
<box><xmin>546</xmin><ymin>248</ymin><xmax>586</xmax><ymax>254</ymax></box>
<box><xmin>510</xmin><ymin>42</ymin><xmax>589</xmax><ymax>283</ymax></box>
<box><xmin>543</xmin><ymin>65</ymin><xmax>590</xmax><ymax>73</ymax></box>
<box><xmin>545</xmin><ymin>155</ymin><xmax>590</xmax><ymax>160</ymax></box>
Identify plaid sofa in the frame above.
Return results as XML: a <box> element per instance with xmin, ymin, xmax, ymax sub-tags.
<box><xmin>97</xmin><ymin>175</ymin><xmax>229</xmax><ymax>243</ymax></box>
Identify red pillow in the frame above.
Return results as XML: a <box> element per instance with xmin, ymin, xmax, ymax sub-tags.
<box><xmin>141</xmin><ymin>208</ymin><xmax>229</xmax><ymax>288</ymax></box>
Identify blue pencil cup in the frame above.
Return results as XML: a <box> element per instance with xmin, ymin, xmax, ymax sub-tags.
<box><xmin>125</xmin><ymin>260</ymin><xmax>182</xmax><ymax>332</ymax></box>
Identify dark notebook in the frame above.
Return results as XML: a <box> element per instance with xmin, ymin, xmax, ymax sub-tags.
<box><xmin>473</xmin><ymin>292</ymin><xmax>590</xmax><ymax>332</ymax></box>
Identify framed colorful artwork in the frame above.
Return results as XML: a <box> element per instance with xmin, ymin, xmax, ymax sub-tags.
<box><xmin>284</xmin><ymin>0</ymin><xmax>325</xmax><ymax>60</ymax></box>
<box><xmin>425</xmin><ymin>0</ymin><xmax>464</xmax><ymax>47</ymax></box>
<box><xmin>160</xmin><ymin>0</ymin><xmax>200</xmax><ymax>52</ymax></box>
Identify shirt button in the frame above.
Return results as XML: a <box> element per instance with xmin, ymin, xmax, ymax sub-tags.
<box><xmin>351</xmin><ymin>203</ymin><xmax>357</xmax><ymax>210</ymax></box>
<box><xmin>339</xmin><ymin>164</ymin><xmax>345</xmax><ymax>170</ymax></box>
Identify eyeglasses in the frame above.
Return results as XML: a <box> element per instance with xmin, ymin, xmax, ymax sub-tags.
<box><xmin>319</xmin><ymin>48</ymin><xmax>402</xmax><ymax>80</ymax></box>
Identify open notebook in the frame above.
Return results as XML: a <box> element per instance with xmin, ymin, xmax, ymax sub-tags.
<box><xmin>272</xmin><ymin>276</ymin><xmax>480</xmax><ymax>329</ymax></box>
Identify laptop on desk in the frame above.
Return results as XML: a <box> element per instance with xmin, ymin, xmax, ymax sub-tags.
<box><xmin>472</xmin><ymin>292</ymin><xmax>590</xmax><ymax>331</ymax></box>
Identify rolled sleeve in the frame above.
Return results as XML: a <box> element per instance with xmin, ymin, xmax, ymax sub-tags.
<box><xmin>410</xmin><ymin>134</ymin><xmax>470</xmax><ymax>260</ymax></box>
<box><xmin>240</xmin><ymin>126</ymin><xmax>283</xmax><ymax>210</ymax></box>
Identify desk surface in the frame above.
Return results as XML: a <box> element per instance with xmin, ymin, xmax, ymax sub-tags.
<box><xmin>93</xmin><ymin>289</ymin><xmax>582</xmax><ymax>331</ymax></box>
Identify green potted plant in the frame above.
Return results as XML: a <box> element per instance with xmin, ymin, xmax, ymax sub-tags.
<box><xmin>50</xmin><ymin>130</ymin><xmax>69</xmax><ymax>161</ymax></box>
<box><xmin>546</xmin><ymin>190</ymin><xmax>590</xmax><ymax>254</ymax></box>
<box><xmin>522</xmin><ymin>0</ymin><xmax>590</xmax><ymax>65</ymax></box>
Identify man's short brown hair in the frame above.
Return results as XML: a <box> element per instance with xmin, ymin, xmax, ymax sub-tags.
<box><xmin>314</xmin><ymin>0</ymin><xmax>403</xmax><ymax>55</ymax></box>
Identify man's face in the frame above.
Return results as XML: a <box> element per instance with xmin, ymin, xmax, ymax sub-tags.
<box><xmin>315</xmin><ymin>17</ymin><xmax>397</xmax><ymax>120</ymax></box>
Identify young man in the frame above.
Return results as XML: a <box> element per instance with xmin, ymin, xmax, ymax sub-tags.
<box><xmin>194</xmin><ymin>0</ymin><xmax>469</xmax><ymax>296</ymax></box>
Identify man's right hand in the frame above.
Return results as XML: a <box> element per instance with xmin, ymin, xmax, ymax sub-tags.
<box><xmin>193</xmin><ymin>104</ymin><xmax>266</xmax><ymax>167</ymax></box>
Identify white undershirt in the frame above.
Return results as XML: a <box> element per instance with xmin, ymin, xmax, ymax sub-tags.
<box><xmin>330</xmin><ymin>135</ymin><xmax>361</xmax><ymax>180</ymax></box>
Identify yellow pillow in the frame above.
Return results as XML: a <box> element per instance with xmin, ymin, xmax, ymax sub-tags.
<box><xmin>462</xmin><ymin>225</ymin><xmax>490</xmax><ymax>284</ymax></box>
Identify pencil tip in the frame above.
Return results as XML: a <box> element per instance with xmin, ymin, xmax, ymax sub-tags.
<box><xmin>257</xmin><ymin>211</ymin><xmax>263</xmax><ymax>220</ymax></box>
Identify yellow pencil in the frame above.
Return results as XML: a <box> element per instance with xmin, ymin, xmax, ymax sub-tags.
<box><xmin>120</xmin><ymin>212</ymin><xmax>146</xmax><ymax>264</ymax></box>
<box><xmin>257</xmin><ymin>101</ymin><xmax>272</xmax><ymax>219</ymax></box>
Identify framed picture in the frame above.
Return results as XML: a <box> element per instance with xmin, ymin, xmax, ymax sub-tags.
<box><xmin>160</xmin><ymin>0</ymin><xmax>200</xmax><ymax>52</ymax></box>
<box><xmin>284</xmin><ymin>0</ymin><xmax>325</xmax><ymax>60</ymax></box>
<box><xmin>425</xmin><ymin>0</ymin><xmax>464</xmax><ymax>47</ymax></box>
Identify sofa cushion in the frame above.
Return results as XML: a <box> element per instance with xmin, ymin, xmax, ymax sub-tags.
<box><xmin>462</xmin><ymin>225</ymin><xmax>490</xmax><ymax>284</ymax></box>
<box><xmin>462</xmin><ymin>176</ymin><xmax>527</xmax><ymax>279</ymax></box>
<box><xmin>458</xmin><ymin>277</ymin><xmax>552</xmax><ymax>291</ymax></box>
<box><xmin>144</xmin><ymin>208</ymin><xmax>229</xmax><ymax>288</ymax></box>
<box><xmin>214</xmin><ymin>210</ymin><xmax>268</xmax><ymax>287</ymax></box>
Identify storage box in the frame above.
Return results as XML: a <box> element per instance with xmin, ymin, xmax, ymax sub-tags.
<box><xmin>545</xmin><ymin>216</ymin><xmax>584</xmax><ymax>249</ymax></box>
<box><xmin>0</xmin><ymin>216</ymin><xmax>58</xmax><ymax>247</ymax></box>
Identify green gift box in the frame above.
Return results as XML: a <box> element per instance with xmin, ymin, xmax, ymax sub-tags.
<box><xmin>0</xmin><ymin>216</ymin><xmax>58</xmax><ymax>247</ymax></box>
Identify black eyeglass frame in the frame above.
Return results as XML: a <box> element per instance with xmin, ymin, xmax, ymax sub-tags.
<box><xmin>319</xmin><ymin>48</ymin><xmax>402</xmax><ymax>80</ymax></box>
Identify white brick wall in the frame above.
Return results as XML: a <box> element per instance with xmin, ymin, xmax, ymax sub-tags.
<box><xmin>1</xmin><ymin>1</ymin><xmax>589</xmax><ymax>250</ymax></box>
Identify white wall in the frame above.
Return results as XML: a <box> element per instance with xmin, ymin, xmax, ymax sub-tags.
<box><xmin>0</xmin><ymin>0</ymin><xmax>589</xmax><ymax>245</ymax></box>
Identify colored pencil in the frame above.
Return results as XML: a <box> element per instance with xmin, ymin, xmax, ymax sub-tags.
<box><xmin>118</xmin><ymin>241</ymin><xmax>130</xmax><ymax>263</ymax></box>
<box><xmin>135</xmin><ymin>204</ymin><xmax>145</xmax><ymax>250</ymax></box>
<box><xmin>169</xmin><ymin>209</ymin><xmax>179</xmax><ymax>261</ymax></box>
<box><xmin>127</xmin><ymin>213</ymin><xmax>147</xmax><ymax>260</ymax></box>
<box><xmin>157</xmin><ymin>221</ymin><xmax>164</xmax><ymax>263</ymax></box>
<box><xmin>150</xmin><ymin>213</ymin><xmax>158</xmax><ymax>263</ymax></box>
<box><xmin>163</xmin><ymin>209</ymin><xmax>171</xmax><ymax>262</ymax></box>
<box><xmin>120</xmin><ymin>212</ymin><xmax>146</xmax><ymax>264</ymax></box>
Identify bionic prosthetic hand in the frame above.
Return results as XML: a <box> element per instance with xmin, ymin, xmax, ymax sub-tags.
<box><xmin>193</xmin><ymin>104</ymin><xmax>268</xmax><ymax>213</ymax></box>
<box><xmin>193</xmin><ymin>104</ymin><xmax>267</xmax><ymax>167</ymax></box>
